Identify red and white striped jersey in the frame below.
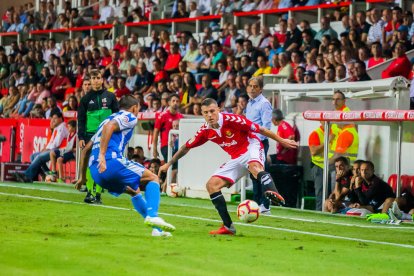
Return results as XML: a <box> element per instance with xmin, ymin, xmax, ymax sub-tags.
<box><xmin>185</xmin><ymin>113</ymin><xmax>261</xmax><ymax>159</ymax></box>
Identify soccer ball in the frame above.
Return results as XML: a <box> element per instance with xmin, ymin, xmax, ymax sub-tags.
<box><xmin>45</xmin><ymin>174</ymin><xmax>56</xmax><ymax>182</ymax></box>
<box><xmin>237</xmin><ymin>200</ymin><xmax>260</xmax><ymax>223</ymax></box>
<box><xmin>169</xmin><ymin>183</ymin><xmax>185</xmax><ymax>198</ymax></box>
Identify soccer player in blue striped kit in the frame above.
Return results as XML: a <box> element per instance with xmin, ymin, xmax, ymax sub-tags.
<box><xmin>76</xmin><ymin>95</ymin><xmax>175</xmax><ymax>236</ymax></box>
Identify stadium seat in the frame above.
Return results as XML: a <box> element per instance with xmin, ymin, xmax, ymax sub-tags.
<box><xmin>401</xmin><ymin>175</ymin><xmax>411</xmax><ymax>193</ymax></box>
<box><xmin>387</xmin><ymin>174</ymin><xmax>397</xmax><ymax>193</ymax></box>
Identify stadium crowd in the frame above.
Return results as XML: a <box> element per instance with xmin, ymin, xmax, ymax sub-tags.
<box><xmin>1</xmin><ymin>1</ymin><xmax>414</xmax><ymax>216</ymax></box>
<box><xmin>2</xmin><ymin>1</ymin><xmax>414</xmax><ymax>118</ymax></box>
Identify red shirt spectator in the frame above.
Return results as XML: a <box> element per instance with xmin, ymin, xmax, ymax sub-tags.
<box><xmin>367</xmin><ymin>57</ymin><xmax>384</xmax><ymax>68</ymax></box>
<box><xmin>275</xmin><ymin>118</ymin><xmax>297</xmax><ymax>165</ymax></box>
<box><xmin>154</xmin><ymin>109</ymin><xmax>184</xmax><ymax>148</ymax></box>
<box><xmin>164</xmin><ymin>53</ymin><xmax>181</xmax><ymax>72</ymax></box>
<box><xmin>48</xmin><ymin>66</ymin><xmax>71</xmax><ymax>101</ymax></box>
<box><xmin>381</xmin><ymin>43</ymin><xmax>411</xmax><ymax>79</ymax></box>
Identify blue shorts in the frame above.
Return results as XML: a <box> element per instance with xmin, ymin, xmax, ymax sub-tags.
<box><xmin>89</xmin><ymin>158</ymin><xmax>145</xmax><ymax>195</ymax></box>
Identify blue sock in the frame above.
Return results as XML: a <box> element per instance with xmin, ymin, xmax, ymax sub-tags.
<box><xmin>131</xmin><ymin>194</ymin><xmax>147</xmax><ymax>218</ymax></box>
<box><xmin>145</xmin><ymin>181</ymin><xmax>160</xmax><ymax>217</ymax></box>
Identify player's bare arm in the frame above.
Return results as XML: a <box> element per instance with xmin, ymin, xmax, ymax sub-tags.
<box><xmin>98</xmin><ymin>120</ymin><xmax>120</xmax><ymax>173</ymax></box>
<box><xmin>158</xmin><ymin>144</ymin><xmax>191</xmax><ymax>177</ymax></box>
<box><xmin>74</xmin><ymin>140</ymin><xmax>92</xmax><ymax>190</ymax></box>
<box><xmin>259</xmin><ymin>126</ymin><xmax>298</xmax><ymax>149</ymax></box>
<box><xmin>152</xmin><ymin>128</ymin><xmax>160</xmax><ymax>158</ymax></box>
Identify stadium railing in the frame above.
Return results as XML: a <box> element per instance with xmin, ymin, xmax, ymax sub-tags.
<box><xmin>0</xmin><ymin>2</ymin><xmax>355</xmax><ymax>47</ymax></box>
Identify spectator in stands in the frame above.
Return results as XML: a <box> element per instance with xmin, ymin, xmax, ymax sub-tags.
<box><xmin>136</xmin><ymin>62</ymin><xmax>154</xmax><ymax>94</ymax></box>
<box><xmin>324</xmin><ymin>156</ymin><xmax>352</xmax><ymax>213</ymax></box>
<box><xmin>300</xmin><ymin>29</ymin><xmax>320</xmax><ymax>54</ymax></box>
<box><xmin>241</xmin><ymin>0</ymin><xmax>256</xmax><ymax>12</ymax></box>
<box><xmin>0</xmin><ymin>86</ymin><xmax>20</xmax><ymax>117</ymax></box>
<box><xmin>7</xmin><ymin>13</ymin><xmax>25</xmax><ymax>32</ymax></box>
<box><xmin>325</xmin><ymin>66</ymin><xmax>336</xmax><ymax>83</ymax></box>
<box><xmin>45</xmin><ymin>96</ymin><xmax>61</xmax><ymax>119</ymax></box>
<box><xmin>189</xmin><ymin>1</ymin><xmax>202</xmax><ymax>18</ymax></box>
<box><xmin>350</xmin><ymin>161</ymin><xmax>395</xmax><ymax>213</ymax></box>
<box><xmin>314</xmin><ymin>17</ymin><xmax>338</xmax><ymax>42</ymax></box>
<box><xmin>271</xmin><ymin>109</ymin><xmax>297</xmax><ymax>165</ymax></box>
<box><xmin>354</xmin><ymin>60</ymin><xmax>371</xmax><ymax>82</ymax></box>
<box><xmin>164</xmin><ymin>43</ymin><xmax>182</xmax><ymax>73</ymax></box>
<box><xmin>216</xmin><ymin>0</ymin><xmax>234</xmax><ymax>15</ymax></box>
<box><xmin>198</xmin><ymin>0</ymin><xmax>216</xmax><ymax>15</ymax></box>
<box><xmin>240</xmin><ymin>55</ymin><xmax>256</xmax><ymax>75</ymax></box>
<box><xmin>47</xmin><ymin>65</ymin><xmax>71</xmax><ymax>101</ymax></box>
<box><xmin>277</xmin><ymin>52</ymin><xmax>293</xmax><ymax>80</ymax></box>
<box><xmin>180</xmin><ymin>72</ymin><xmax>197</xmax><ymax>113</ymax></box>
<box><xmin>15</xmin><ymin>112</ymin><xmax>68</xmax><ymax>183</ymax></box>
<box><xmin>63</xmin><ymin>95</ymin><xmax>78</xmax><ymax>112</ymax></box>
<box><xmin>44</xmin><ymin>39</ymin><xmax>60</xmax><ymax>62</ymax></box>
<box><xmin>303</xmin><ymin>70</ymin><xmax>315</xmax><ymax>83</ymax></box>
<box><xmin>284</xmin><ymin>18</ymin><xmax>302</xmax><ymax>52</ymax></box>
<box><xmin>253</xmin><ymin>55</ymin><xmax>271</xmax><ymax>77</ymax></box>
<box><xmin>222</xmin><ymin>72</ymin><xmax>240</xmax><ymax>111</ymax></box>
<box><xmin>257</xmin><ymin>0</ymin><xmax>276</xmax><ymax>10</ymax></box>
<box><xmin>367</xmin><ymin>42</ymin><xmax>384</xmax><ymax>68</ymax></box>
<box><xmin>152</xmin><ymin>58</ymin><xmax>169</xmax><ymax>83</ymax></box>
<box><xmin>99</xmin><ymin>0</ymin><xmax>115</xmax><ymax>23</ymax></box>
<box><xmin>381</xmin><ymin>42</ymin><xmax>411</xmax><ymax>79</ymax></box>
<box><xmin>69</xmin><ymin>8</ymin><xmax>88</xmax><ymax>28</ymax></box>
<box><xmin>315</xmin><ymin>68</ymin><xmax>325</xmax><ymax>83</ymax></box>
<box><xmin>152</xmin><ymin>94</ymin><xmax>183</xmax><ymax>161</ymax></box>
<box><xmin>367</xmin><ymin>8</ymin><xmax>385</xmax><ymax>45</ymax></box>
<box><xmin>355</xmin><ymin>11</ymin><xmax>371</xmax><ymax>43</ymax></box>
<box><xmin>49</xmin><ymin>120</ymin><xmax>77</xmax><ymax>183</ymax></box>
<box><xmin>173</xmin><ymin>0</ymin><xmax>189</xmax><ymax>18</ymax></box>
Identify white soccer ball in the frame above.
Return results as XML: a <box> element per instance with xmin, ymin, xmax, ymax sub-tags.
<box><xmin>45</xmin><ymin>174</ymin><xmax>56</xmax><ymax>182</ymax></box>
<box><xmin>237</xmin><ymin>200</ymin><xmax>260</xmax><ymax>223</ymax></box>
<box><xmin>169</xmin><ymin>183</ymin><xmax>185</xmax><ymax>198</ymax></box>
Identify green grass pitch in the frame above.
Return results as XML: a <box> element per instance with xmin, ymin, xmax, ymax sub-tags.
<box><xmin>0</xmin><ymin>182</ymin><xmax>413</xmax><ymax>275</ymax></box>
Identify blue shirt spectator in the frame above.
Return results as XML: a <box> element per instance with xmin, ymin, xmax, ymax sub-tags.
<box><xmin>246</xmin><ymin>91</ymin><xmax>272</xmax><ymax>141</ymax></box>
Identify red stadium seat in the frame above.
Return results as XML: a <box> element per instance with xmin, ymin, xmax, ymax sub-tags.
<box><xmin>387</xmin><ymin>174</ymin><xmax>397</xmax><ymax>193</ymax></box>
<box><xmin>401</xmin><ymin>175</ymin><xmax>411</xmax><ymax>193</ymax></box>
<box><xmin>410</xmin><ymin>176</ymin><xmax>414</xmax><ymax>196</ymax></box>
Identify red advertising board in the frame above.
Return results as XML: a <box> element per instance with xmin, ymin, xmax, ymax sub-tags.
<box><xmin>21</xmin><ymin>124</ymin><xmax>51</xmax><ymax>163</ymax></box>
<box><xmin>15</xmin><ymin>119</ymin><xmax>51</xmax><ymax>162</ymax></box>
<box><xmin>0</xmin><ymin>125</ymin><xmax>13</xmax><ymax>162</ymax></box>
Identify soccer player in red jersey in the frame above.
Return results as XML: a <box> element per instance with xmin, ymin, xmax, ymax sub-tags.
<box><xmin>159</xmin><ymin>98</ymin><xmax>298</xmax><ymax>235</ymax></box>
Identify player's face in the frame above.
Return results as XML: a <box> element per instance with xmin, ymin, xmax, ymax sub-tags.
<box><xmin>360</xmin><ymin>163</ymin><xmax>374</xmax><ymax>181</ymax></box>
<box><xmin>247</xmin><ymin>79</ymin><xmax>261</xmax><ymax>99</ymax></box>
<box><xmin>352</xmin><ymin>163</ymin><xmax>360</xmax><ymax>176</ymax></box>
<box><xmin>201</xmin><ymin>104</ymin><xmax>220</xmax><ymax>125</ymax></box>
<box><xmin>91</xmin><ymin>74</ymin><xmax>103</xmax><ymax>90</ymax></box>
<box><xmin>335</xmin><ymin>161</ymin><xmax>347</xmax><ymax>173</ymax></box>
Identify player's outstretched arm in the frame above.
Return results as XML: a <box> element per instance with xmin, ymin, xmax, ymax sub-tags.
<box><xmin>158</xmin><ymin>144</ymin><xmax>191</xmax><ymax>177</ymax></box>
<box><xmin>74</xmin><ymin>140</ymin><xmax>92</xmax><ymax>190</ymax></box>
<box><xmin>259</xmin><ymin>126</ymin><xmax>298</xmax><ymax>149</ymax></box>
<box><xmin>98</xmin><ymin>120</ymin><xmax>120</xmax><ymax>173</ymax></box>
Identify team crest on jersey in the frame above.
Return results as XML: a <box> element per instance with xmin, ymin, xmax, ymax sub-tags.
<box><xmin>225</xmin><ymin>130</ymin><xmax>234</xmax><ymax>138</ymax></box>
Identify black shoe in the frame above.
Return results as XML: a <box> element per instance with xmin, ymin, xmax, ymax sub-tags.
<box><xmin>14</xmin><ymin>172</ymin><xmax>32</xmax><ymax>183</ymax></box>
<box><xmin>264</xmin><ymin>190</ymin><xmax>285</xmax><ymax>206</ymax></box>
<box><xmin>94</xmin><ymin>193</ymin><xmax>102</xmax><ymax>205</ymax></box>
<box><xmin>84</xmin><ymin>192</ymin><xmax>96</xmax><ymax>204</ymax></box>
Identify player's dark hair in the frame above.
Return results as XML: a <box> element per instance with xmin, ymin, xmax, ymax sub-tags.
<box><xmin>119</xmin><ymin>95</ymin><xmax>139</xmax><ymax>110</ymax></box>
<box><xmin>353</xmin><ymin>159</ymin><xmax>365</xmax><ymax>166</ymax></box>
<box><xmin>68</xmin><ymin>120</ymin><xmax>77</xmax><ymax>128</ymax></box>
<box><xmin>201</xmin><ymin>98</ymin><xmax>218</xmax><ymax>107</ymax></box>
<box><xmin>335</xmin><ymin>156</ymin><xmax>349</xmax><ymax>166</ymax></box>
<box><xmin>334</xmin><ymin>90</ymin><xmax>346</xmax><ymax>100</ymax></box>
<box><xmin>135</xmin><ymin>146</ymin><xmax>143</xmax><ymax>150</ymax></box>
<box><xmin>90</xmin><ymin>69</ymin><xmax>102</xmax><ymax>77</ymax></box>
<box><xmin>168</xmin><ymin>93</ymin><xmax>180</xmax><ymax>102</ymax></box>
<box><xmin>363</xmin><ymin>160</ymin><xmax>375</xmax><ymax>170</ymax></box>
<box><xmin>150</xmin><ymin>158</ymin><xmax>161</xmax><ymax>166</ymax></box>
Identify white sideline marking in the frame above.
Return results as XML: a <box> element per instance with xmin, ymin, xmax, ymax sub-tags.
<box><xmin>0</xmin><ymin>191</ymin><xmax>414</xmax><ymax>249</ymax></box>
<box><xmin>1</xmin><ymin>183</ymin><xmax>413</xmax><ymax>231</ymax></box>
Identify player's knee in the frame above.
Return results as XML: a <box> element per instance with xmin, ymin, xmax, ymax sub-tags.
<box><xmin>57</xmin><ymin>158</ymin><xmax>63</xmax><ymax>164</ymax></box>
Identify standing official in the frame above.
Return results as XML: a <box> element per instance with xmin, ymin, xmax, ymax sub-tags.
<box><xmin>245</xmin><ymin>77</ymin><xmax>273</xmax><ymax>213</ymax></box>
<box><xmin>77</xmin><ymin>70</ymin><xmax>119</xmax><ymax>204</ymax></box>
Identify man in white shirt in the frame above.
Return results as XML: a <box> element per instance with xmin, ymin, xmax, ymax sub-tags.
<box><xmin>99</xmin><ymin>0</ymin><xmax>115</xmax><ymax>23</ymax></box>
<box><xmin>198</xmin><ymin>0</ymin><xmax>216</xmax><ymax>15</ymax></box>
<box><xmin>43</xmin><ymin>39</ymin><xmax>60</xmax><ymax>62</ymax></box>
<box><xmin>16</xmin><ymin>112</ymin><xmax>69</xmax><ymax>182</ymax></box>
<box><xmin>189</xmin><ymin>1</ymin><xmax>202</xmax><ymax>18</ymax></box>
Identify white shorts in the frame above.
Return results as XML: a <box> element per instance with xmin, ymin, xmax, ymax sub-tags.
<box><xmin>212</xmin><ymin>137</ymin><xmax>264</xmax><ymax>185</ymax></box>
